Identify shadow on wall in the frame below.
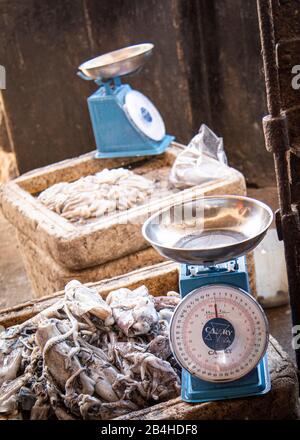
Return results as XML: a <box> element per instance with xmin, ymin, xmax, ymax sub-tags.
<box><xmin>0</xmin><ymin>0</ymin><xmax>274</xmax><ymax>186</ymax></box>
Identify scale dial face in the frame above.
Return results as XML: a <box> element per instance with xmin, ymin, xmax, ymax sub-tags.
<box><xmin>170</xmin><ymin>284</ymin><xmax>269</xmax><ymax>383</ymax></box>
<box><xmin>124</xmin><ymin>90</ymin><xmax>166</xmax><ymax>141</ymax></box>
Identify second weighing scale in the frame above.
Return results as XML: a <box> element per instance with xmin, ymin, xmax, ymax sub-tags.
<box><xmin>143</xmin><ymin>195</ymin><xmax>273</xmax><ymax>402</ymax></box>
<box><xmin>78</xmin><ymin>44</ymin><xmax>174</xmax><ymax>158</ymax></box>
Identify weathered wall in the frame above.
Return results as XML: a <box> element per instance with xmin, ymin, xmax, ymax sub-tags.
<box><xmin>0</xmin><ymin>0</ymin><xmax>275</xmax><ymax>185</ymax></box>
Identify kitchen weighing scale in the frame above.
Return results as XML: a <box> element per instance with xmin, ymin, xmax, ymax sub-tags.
<box><xmin>78</xmin><ymin>43</ymin><xmax>174</xmax><ymax>158</ymax></box>
<box><xmin>143</xmin><ymin>195</ymin><xmax>273</xmax><ymax>402</ymax></box>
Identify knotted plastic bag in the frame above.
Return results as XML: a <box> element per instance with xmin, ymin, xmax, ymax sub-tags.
<box><xmin>169</xmin><ymin>124</ymin><xmax>231</xmax><ymax>189</ymax></box>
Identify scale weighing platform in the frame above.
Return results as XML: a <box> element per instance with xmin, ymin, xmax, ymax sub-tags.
<box><xmin>143</xmin><ymin>195</ymin><xmax>273</xmax><ymax>403</ymax></box>
<box><xmin>78</xmin><ymin>44</ymin><xmax>174</xmax><ymax>158</ymax></box>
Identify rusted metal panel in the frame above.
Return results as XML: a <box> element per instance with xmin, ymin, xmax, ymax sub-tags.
<box><xmin>273</xmin><ymin>1</ymin><xmax>300</xmax><ymax>110</ymax></box>
<box><xmin>276</xmin><ymin>38</ymin><xmax>300</xmax><ymax>70</ymax></box>
<box><xmin>257</xmin><ymin>0</ymin><xmax>300</xmax><ymax>376</ymax></box>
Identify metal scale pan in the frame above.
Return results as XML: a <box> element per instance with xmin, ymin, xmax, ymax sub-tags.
<box><xmin>142</xmin><ymin>195</ymin><xmax>273</xmax><ymax>266</ymax></box>
<box><xmin>78</xmin><ymin>43</ymin><xmax>173</xmax><ymax>159</ymax></box>
<box><xmin>79</xmin><ymin>43</ymin><xmax>154</xmax><ymax>80</ymax></box>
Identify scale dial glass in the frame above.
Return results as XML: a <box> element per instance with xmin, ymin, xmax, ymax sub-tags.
<box><xmin>170</xmin><ymin>284</ymin><xmax>269</xmax><ymax>383</ymax></box>
<box><xmin>124</xmin><ymin>90</ymin><xmax>166</xmax><ymax>141</ymax></box>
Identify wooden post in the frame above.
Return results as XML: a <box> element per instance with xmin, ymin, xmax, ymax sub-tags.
<box><xmin>257</xmin><ymin>0</ymin><xmax>300</xmax><ymax>378</ymax></box>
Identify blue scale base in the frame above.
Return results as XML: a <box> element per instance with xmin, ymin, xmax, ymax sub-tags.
<box><xmin>179</xmin><ymin>256</ymin><xmax>271</xmax><ymax>403</ymax></box>
<box><xmin>95</xmin><ymin>134</ymin><xmax>174</xmax><ymax>158</ymax></box>
<box><xmin>87</xmin><ymin>82</ymin><xmax>174</xmax><ymax>159</ymax></box>
<box><xmin>181</xmin><ymin>356</ymin><xmax>270</xmax><ymax>403</ymax></box>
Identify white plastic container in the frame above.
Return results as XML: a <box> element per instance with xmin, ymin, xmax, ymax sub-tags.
<box><xmin>254</xmin><ymin>228</ymin><xmax>289</xmax><ymax>308</ymax></box>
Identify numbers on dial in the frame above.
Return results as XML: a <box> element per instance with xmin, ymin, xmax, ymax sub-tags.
<box><xmin>169</xmin><ymin>284</ymin><xmax>268</xmax><ymax>383</ymax></box>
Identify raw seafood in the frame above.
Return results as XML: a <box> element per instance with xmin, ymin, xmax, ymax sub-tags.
<box><xmin>106</xmin><ymin>285</ymin><xmax>159</xmax><ymax>336</ymax></box>
<box><xmin>0</xmin><ymin>281</ymin><xmax>180</xmax><ymax>419</ymax></box>
<box><xmin>38</xmin><ymin>168</ymin><xmax>155</xmax><ymax>224</ymax></box>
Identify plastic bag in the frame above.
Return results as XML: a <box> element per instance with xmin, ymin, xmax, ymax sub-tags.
<box><xmin>169</xmin><ymin>124</ymin><xmax>231</xmax><ymax>189</ymax></box>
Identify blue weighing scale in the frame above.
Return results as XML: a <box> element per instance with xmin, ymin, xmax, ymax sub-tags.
<box><xmin>78</xmin><ymin>43</ymin><xmax>174</xmax><ymax>158</ymax></box>
<box><xmin>142</xmin><ymin>195</ymin><xmax>273</xmax><ymax>403</ymax></box>
<box><xmin>177</xmin><ymin>257</ymin><xmax>270</xmax><ymax>402</ymax></box>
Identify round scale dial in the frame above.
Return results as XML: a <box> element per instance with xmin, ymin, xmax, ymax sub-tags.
<box><xmin>124</xmin><ymin>90</ymin><xmax>166</xmax><ymax>141</ymax></box>
<box><xmin>170</xmin><ymin>284</ymin><xmax>268</xmax><ymax>383</ymax></box>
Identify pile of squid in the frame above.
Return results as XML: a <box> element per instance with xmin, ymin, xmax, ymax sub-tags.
<box><xmin>37</xmin><ymin>168</ymin><xmax>154</xmax><ymax>224</ymax></box>
<box><xmin>0</xmin><ymin>281</ymin><xmax>181</xmax><ymax>420</ymax></box>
